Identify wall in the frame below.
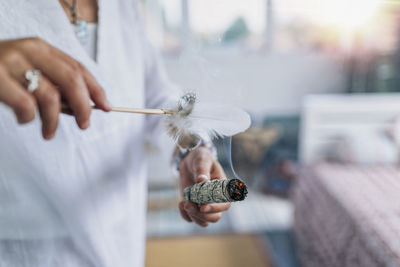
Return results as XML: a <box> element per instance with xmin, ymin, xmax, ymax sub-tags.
<box><xmin>147</xmin><ymin>49</ymin><xmax>346</xmax><ymax>184</ymax></box>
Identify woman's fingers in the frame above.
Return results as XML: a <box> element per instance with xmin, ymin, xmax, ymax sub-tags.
<box><xmin>18</xmin><ymin>37</ymin><xmax>110</xmax><ymax>128</ymax></box>
<box><xmin>24</xmin><ymin>49</ymin><xmax>91</xmax><ymax>129</ymax></box>
<box><xmin>179</xmin><ymin>148</ymin><xmax>231</xmax><ymax>226</ymax></box>
<box><xmin>0</xmin><ymin>52</ymin><xmax>37</xmax><ymax>123</ymax></box>
<box><xmin>178</xmin><ymin>201</ymin><xmax>192</xmax><ymax>223</ymax></box>
<box><xmin>85</xmin><ymin>72</ymin><xmax>110</xmax><ymax>111</ymax></box>
<box><xmin>0</xmin><ymin>68</ymin><xmax>36</xmax><ymax>123</ymax></box>
<box><xmin>74</xmin><ymin>61</ymin><xmax>110</xmax><ymax>111</ymax></box>
<box><xmin>190</xmin><ymin>147</ymin><xmax>214</xmax><ymax>182</ymax></box>
<box><xmin>45</xmin><ymin>43</ymin><xmax>110</xmax><ymax>112</ymax></box>
<box><xmin>183</xmin><ymin>202</ymin><xmax>222</xmax><ymax>225</ymax></box>
<box><xmin>192</xmin><ymin>212</ymin><xmax>222</xmax><ymax>223</ymax></box>
<box><xmin>211</xmin><ymin>161</ymin><xmax>226</xmax><ymax>179</ymax></box>
<box><xmin>185</xmin><ymin>205</ymin><xmax>210</xmax><ymax>227</ymax></box>
<box><xmin>0</xmin><ymin>37</ymin><xmax>110</xmax><ymax>137</ymax></box>
<box><xmin>5</xmin><ymin>52</ymin><xmax>61</xmax><ymax>139</ymax></box>
<box><xmin>200</xmin><ymin>203</ymin><xmax>231</xmax><ymax>213</ymax></box>
<box><xmin>189</xmin><ymin>216</ymin><xmax>209</xmax><ymax>227</ymax></box>
<box><xmin>32</xmin><ymin>77</ymin><xmax>61</xmax><ymax>139</ymax></box>
<box><xmin>180</xmin><ymin>201</ymin><xmax>213</xmax><ymax>227</ymax></box>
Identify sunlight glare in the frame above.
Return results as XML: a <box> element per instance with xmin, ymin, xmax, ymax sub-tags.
<box><xmin>319</xmin><ymin>0</ymin><xmax>382</xmax><ymax>30</ymax></box>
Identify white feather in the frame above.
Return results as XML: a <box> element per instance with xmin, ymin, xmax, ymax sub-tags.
<box><xmin>187</xmin><ymin>103</ymin><xmax>251</xmax><ymax>138</ymax></box>
<box><xmin>165</xmin><ymin>99</ymin><xmax>251</xmax><ymax>148</ymax></box>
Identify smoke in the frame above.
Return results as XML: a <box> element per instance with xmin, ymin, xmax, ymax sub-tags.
<box><xmin>217</xmin><ymin>137</ymin><xmax>243</xmax><ymax>181</ymax></box>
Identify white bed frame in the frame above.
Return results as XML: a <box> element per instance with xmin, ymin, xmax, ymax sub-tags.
<box><xmin>299</xmin><ymin>93</ymin><xmax>400</xmax><ymax>164</ymax></box>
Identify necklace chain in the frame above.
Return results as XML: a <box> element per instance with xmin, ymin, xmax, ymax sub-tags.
<box><xmin>61</xmin><ymin>0</ymin><xmax>88</xmax><ymax>45</ymax></box>
<box><xmin>61</xmin><ymin>0</ymin><xmax>78</xmax><ymax>24</ymax></box>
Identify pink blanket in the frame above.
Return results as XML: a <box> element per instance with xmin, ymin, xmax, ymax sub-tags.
<box><xmin>292</xmin><ymin>163</ymin><xmax>400</xmax><ymax>267</ymax></box>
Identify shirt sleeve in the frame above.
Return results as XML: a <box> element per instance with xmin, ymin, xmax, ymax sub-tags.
<box><xmin>140</xmin><ymin>31</ymin><xmax>182</xmax><ymax>150</ymax></box>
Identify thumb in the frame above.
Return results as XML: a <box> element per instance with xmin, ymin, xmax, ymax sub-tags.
<box><xmin>192</xmin><ymin>157</ymin><xmax>212</xmax><ymax>183</ymax></box>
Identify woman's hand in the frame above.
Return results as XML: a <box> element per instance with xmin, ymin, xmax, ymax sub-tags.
<box><xmin>0</xmin><ymin>37</ymin><xmax>110</xmax><ymax>139</ymax></box>
<box><xmin>178</xmin><ymin>146</ymin><xmax>231</xmax><ymax>227</ymax></box>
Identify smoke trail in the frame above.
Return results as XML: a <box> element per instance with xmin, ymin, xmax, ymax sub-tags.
<box><xmin>218</xmin><ymin>137</ymin><xmax>242</xmax><ymax>181</ymax></box>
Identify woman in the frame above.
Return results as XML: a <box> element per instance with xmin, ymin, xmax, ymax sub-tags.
<box><xmin>0</xmin><ymin>1</ymin><xmax>230</xmax><ymax>266</ymax></box>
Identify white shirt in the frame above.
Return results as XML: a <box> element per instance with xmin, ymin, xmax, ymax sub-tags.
<box><xmin>0</xmin><ymin>1</ymin><xmax>179</xmax><ymax>267</ymax></box>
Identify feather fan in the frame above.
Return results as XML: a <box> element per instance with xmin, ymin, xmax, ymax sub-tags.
<box><xmin>165</xmin><ymin>93</ymin><xmax>251</xmax><ymax>149</ymax></box>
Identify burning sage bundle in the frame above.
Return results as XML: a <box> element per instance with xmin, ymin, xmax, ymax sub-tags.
<box><xmin>184</xmin><ymin>178</ymin><xmax>248</xmax><ymax>204</ymax></box>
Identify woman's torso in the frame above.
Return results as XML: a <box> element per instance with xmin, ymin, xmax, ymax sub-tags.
<box><xmin>0</xmin><ymin>1</ymin><xmax>149</xmax><ymax>266</ymax></box>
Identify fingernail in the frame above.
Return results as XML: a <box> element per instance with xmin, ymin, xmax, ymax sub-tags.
<box><xmin>197</xmin><ymin>174</ymin><xmax>209</xmax><ymax>182</ymax></box>
<box><xmin>185</xmin><ymin>205</ymin><xmax>196</xmax><ymax>213</ymax></box>
<box><xmin>43</xmin><ymin>132</ymin><xmax>54</xmax><ymax>140</ymax></box>
<box><xmin>105</xmin><ymin>99</ymin><xmax>112</xmax><ymax>110</ymax></box>
<box><xmin>81</xmin><ymin>120</ymin><xmax>90</xmax><ymax>129</ymax></box>
<box><xmin>202</xmin><ymin>205</ymin><xmax>211</xmax><ymax>212</ymax></box>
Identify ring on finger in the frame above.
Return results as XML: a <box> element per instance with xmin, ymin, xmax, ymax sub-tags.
<box><xmin>25</xmin><ymin>69</ymin><xmax>41</xmax><ymax>93</ymax></box>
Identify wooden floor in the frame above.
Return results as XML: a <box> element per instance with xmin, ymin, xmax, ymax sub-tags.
<box><xmin>146</xmin><ymin>234</ymin><xmax>272</xmax><ymax>267</ymax></box>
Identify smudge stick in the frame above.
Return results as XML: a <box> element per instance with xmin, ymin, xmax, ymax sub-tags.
<box><xmin>184</xmin><ymin>178</ymin><xmax>248</xmax><ymax>204</ymax></box>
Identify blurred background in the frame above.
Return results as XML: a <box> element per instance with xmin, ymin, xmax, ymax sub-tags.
<box><xmin>142</xmin><ymin>0</ymin><xmax>400</xmax><ymax>266</ymax></box>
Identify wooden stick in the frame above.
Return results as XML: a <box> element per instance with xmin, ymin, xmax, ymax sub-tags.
<box><xmin>109</xmin><ymin>107</ymin><xmax>174</xmax><ymax>115</ymax></box>
<box><xmin>61</xmin><ymin>103</ymin><xmax>174</xmax><ymax>115</ymax></box>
